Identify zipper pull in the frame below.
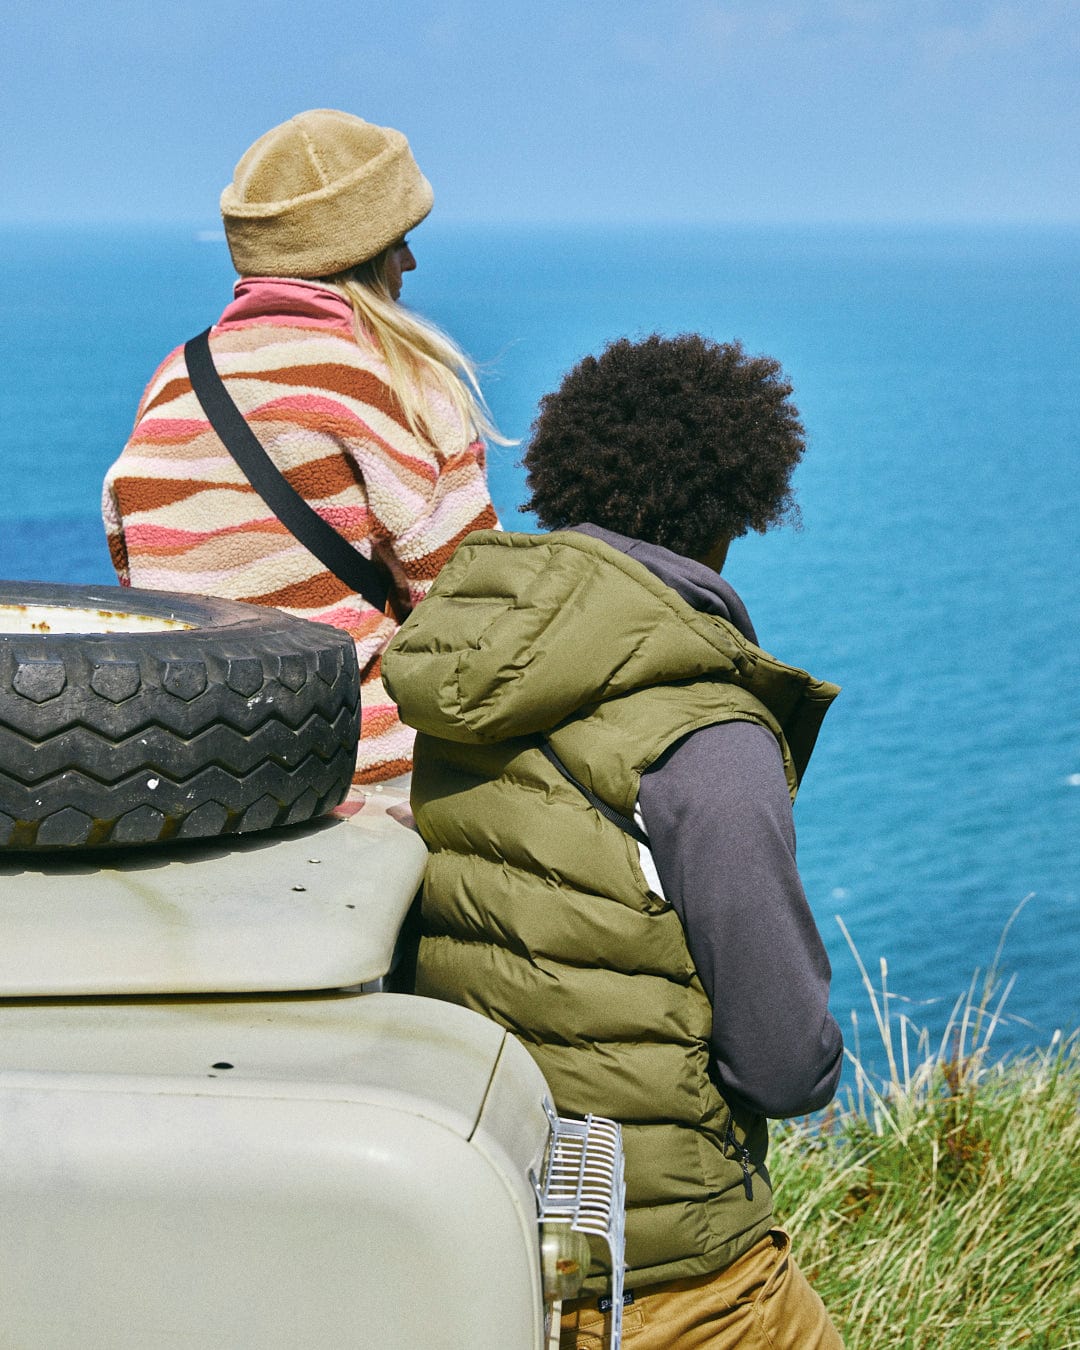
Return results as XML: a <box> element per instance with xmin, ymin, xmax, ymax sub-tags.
<box><xmin>738</xmin><ymin>1147</ymin><xmax>753</xmax><ymax>1201</ymax></box>
<box><xmin>726</xmin><ymin>1121</ymin><xmax>754</xmax><ymax>1201</ymax></box>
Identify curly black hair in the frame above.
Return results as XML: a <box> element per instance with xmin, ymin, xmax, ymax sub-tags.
<box><xmin>522</xmin><ymin>333</ymin><xmax>805</xmax><ymax>560</ymax></box>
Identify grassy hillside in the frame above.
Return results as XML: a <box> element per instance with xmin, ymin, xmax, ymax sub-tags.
<box><xmin>772</xmin><ymin>917</ymin><xmax>1080</xmax><ymax>1349</ymax></box>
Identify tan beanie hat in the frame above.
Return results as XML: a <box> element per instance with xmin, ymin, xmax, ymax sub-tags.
<box><xmin>220</xmin><ymin>109</ymin><xmax>434</xmax><ymax>278</ymax></box>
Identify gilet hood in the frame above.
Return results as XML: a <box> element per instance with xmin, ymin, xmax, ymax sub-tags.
<box><xmin>383</xmin><ymin>527</ymin><xmax>836</xmax><ymax>785</ymax></box>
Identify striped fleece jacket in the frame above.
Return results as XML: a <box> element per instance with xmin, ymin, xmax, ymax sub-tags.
<box><xmin>103</xmin><ymin>277</ymin><xmax>498</xmax><ymax>785</ymax></box>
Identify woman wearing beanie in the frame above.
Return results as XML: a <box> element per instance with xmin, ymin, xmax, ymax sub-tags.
<box><xmin>103</xmin><ymin>110</ymin><xmax>500</xmax><ymax>787</ymax></box>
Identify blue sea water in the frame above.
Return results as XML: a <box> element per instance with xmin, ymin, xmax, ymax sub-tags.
<box><xmin>1</xmin><ymin>222</ymin><xmax>1077</xmax><ymax>1070</ymax></box>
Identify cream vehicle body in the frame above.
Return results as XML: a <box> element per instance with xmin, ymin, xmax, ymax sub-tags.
<box><xmin>0</xmin><ymin>584</ymin><xmax>625</xmax><ymax>1350</ymax></box>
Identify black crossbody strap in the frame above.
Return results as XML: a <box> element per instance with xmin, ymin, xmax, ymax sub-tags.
<box><xmin>539</xmin><ymin>742</ymin><xmax>650</xmax><ymax>846</ymax></box>
<box><xmin>184</xmin><ymin>328</ymin><xmax>390</xmax><ymax>613</ymax></box>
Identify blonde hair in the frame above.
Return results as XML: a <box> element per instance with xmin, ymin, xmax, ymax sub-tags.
<box><xmin>321</xmin><ymin>248</ymin><xmax>508</xmax><ymax>448</ymax></box>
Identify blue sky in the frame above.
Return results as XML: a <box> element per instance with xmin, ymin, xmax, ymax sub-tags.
<box><xmin>2</xmin><ymin>0</ymin><xmax>1078</xmax><ymax>225</ymax></box>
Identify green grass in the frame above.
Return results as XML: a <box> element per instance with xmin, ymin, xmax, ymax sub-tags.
<box><xmin>770</xmin><ymin>906</ymin><xmax>1080</xmax><ymax>1349</ymax></box>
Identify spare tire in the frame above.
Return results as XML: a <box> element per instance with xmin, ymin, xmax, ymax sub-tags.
<box><xmin>0</xmin><ymin>580</ymin><xmax>360</xmax><ymax>850</ymax></box>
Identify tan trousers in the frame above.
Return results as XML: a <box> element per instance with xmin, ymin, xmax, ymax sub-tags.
<box><xmin>559</xmin><ymin>1230</ymin><xmax>844</xmax><ymax>1349</ymax></box>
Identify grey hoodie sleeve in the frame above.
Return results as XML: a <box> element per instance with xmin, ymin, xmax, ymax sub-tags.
<box><xmin>638</xmin><ymin>720</ymin><xmax>843</xmax><ymax>1118</ymax></box>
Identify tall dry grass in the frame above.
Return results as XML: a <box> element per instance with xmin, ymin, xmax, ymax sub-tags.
<box><xmin>771</xmin><ymin>902</ymin><xmax>1080</xmax><ymax>1349</ymax></box>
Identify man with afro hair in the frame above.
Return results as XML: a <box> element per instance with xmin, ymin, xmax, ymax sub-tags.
<box><xmin>383</xmin><ymin>333</ymin><xmax>845</xmax><ymax>1348</ymax></box>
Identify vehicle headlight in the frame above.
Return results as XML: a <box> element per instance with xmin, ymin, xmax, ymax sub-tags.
<box><xmin>535</xmin><ymin>1109</ymin><xmax>626</xmax><ymax>1346</ymax></box>
<box><xmin>540</xmin><ymin>1223</ymin><xmax>593</xmax><ymax>1302</ymax></box>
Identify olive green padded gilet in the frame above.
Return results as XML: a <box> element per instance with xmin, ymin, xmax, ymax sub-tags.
<box><xmin>383</xmin><ymin>531</ymin><xmax>838</xmax><ymax>1290</ymax></box>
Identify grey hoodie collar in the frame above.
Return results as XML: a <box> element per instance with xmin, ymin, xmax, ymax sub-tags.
<box><xmin>570</xmin><ymin>523</ymin><xmax>759</xmax><ymax>645</ymax></box>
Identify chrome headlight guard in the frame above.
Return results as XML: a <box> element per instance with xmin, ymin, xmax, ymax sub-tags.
<box><xmin>536</xmin><ymin>1108</ymin><xmax>626</xmax><ymax>1349</ymax></box>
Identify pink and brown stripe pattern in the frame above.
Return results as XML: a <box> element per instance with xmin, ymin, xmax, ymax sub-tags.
<box><xmin>103</xmin><ymin>284</ymin><xmax>497</xmax><ymax>785</ymax></box>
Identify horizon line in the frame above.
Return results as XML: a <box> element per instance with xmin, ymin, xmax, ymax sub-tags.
<box><xmin>2</xmin><ymin>215</ymin><xmax>1080</xmax><ymax>232</ymax></box>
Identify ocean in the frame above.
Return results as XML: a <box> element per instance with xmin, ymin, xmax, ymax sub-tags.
<box><xmin>1</xmin><ymin>222</ymin><xmax>1077</xmax><ymax>1071</ymax></box>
